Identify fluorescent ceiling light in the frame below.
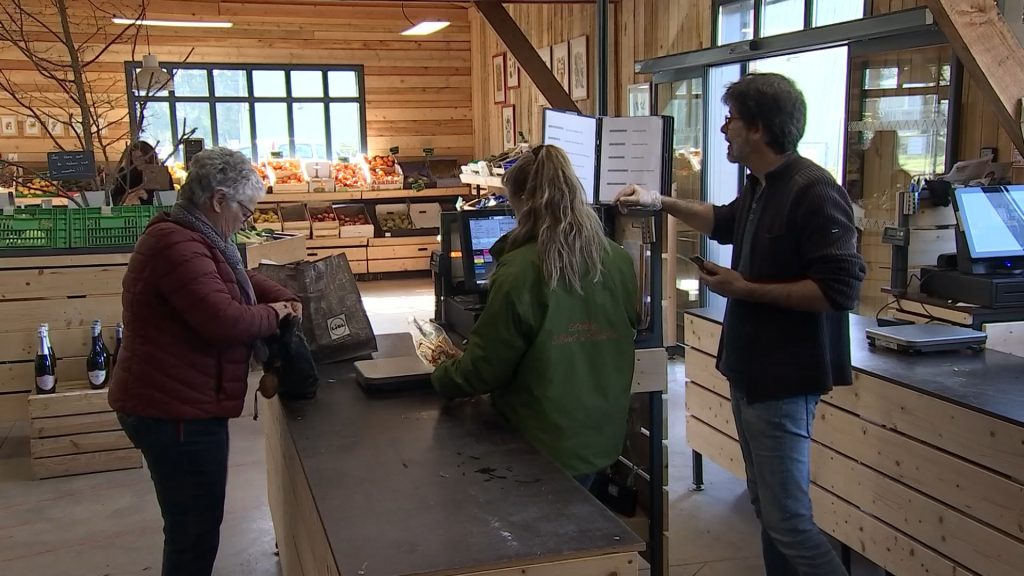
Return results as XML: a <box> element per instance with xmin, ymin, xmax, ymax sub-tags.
<box><xmin>400</xmin><ymin>21</ymin><xmax>450</xmax><ymax>36</ymax></box>
<box><xmin>111</xmin><ymin>18</ymin><xmax>233</xmax><ymax>28</ymax></box>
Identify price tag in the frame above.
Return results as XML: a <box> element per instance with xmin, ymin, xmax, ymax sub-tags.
<box><xmin>423</xmin><ymin>147</ymin><xmax>434</xmax><ymax>157</ymax></box>
<box><xmin>183</xmin><ymin>138</ymin><xmax>204</xmax><ymax>169</ymax></box>
<box><xmin>389</xmin><ymin>146</ymin><xmax>400</xmax><ymax>156</ymax></box>
<box><xmin>337</xmin><ymin>156</ymin><xmax>350</xmax><ymax>163</ymax></box>
<box><xmin>270</xmin><ymin>150</ymin><xmax>284</xmax><ymax>159</ymax></box>
<box><xmin>411</xmin><ymin>180</ymin><xmax>426</xmax><ymax>192</ymax></box>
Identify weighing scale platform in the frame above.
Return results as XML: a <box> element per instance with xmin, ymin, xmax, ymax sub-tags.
<box><xmin>865</xmin><ymin>324</ymin><xmax>987</xmax><ymax>354</ymax></box>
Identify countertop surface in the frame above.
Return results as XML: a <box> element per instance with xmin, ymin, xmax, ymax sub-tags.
<box><xmin>685</xmin><ymin>306</ymin><xmax>1024</xmax><ymax>427</ymax></box>
<box><xmin>278</xmin><ymin>333</ymin><xmax>644</xmax><ymax>576</ymax></box>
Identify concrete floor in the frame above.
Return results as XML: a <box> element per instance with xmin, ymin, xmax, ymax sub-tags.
<box><xmin>0</xmin><ymin>278</ymin><xmax>765</xmax><ymax>576</ymax></box>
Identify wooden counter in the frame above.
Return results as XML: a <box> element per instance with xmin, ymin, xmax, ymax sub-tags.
<box><xmin>263</xmin><ymin>334</ymin><xmax>644</xmax><ymax>576</ymax></box>
<box><xmin>683</xmin><ymin>306</ymin><xmax>1024</xmax><ymax>576</ymax></box>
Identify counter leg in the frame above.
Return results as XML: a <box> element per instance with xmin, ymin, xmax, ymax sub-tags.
<box><xmin>648</xmin><ymin>391</ymin><xmax>665</xmax><ymax>576</ymax></box>
<box><xmin>692</xmin><ymin>450</ymin><xmax>704</xmax><ymax>491</ymax></box>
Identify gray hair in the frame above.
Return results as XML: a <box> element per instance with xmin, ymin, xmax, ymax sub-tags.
<box><xmin>179</xmin><ymin>147</ymin><xmax>265</xmax><ymax>207</ymax></box>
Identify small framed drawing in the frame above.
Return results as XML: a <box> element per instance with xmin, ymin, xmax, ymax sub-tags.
<box><xmin>627</xmin><ymin>83</ymin><xmax>651</xmax><ymax>117</ymax></box>
<box><xmin>0</xmin><ymin>116</ymin><xmax>16</xmax><ymax>136</ymax></box>
<box><xmin>507</xmin><ymin>56</ymin><xmax>520</xmax><ymax>89</ymax></box>
<box><xmin>24</xmin><ymin>117</ymin><xmax>40</xmax><ymax>136</ymax></box>
<box><xmin>46</xmin><ymin>118</ymin><xmax>63</xmax><ymax>137</ymax></box>
<box><xmin>501</xmin><ymin>105</ymin><xmax>516</xmax><ymax>151</ymax></box>
<box><xmin>492</xmin><ymin>53</ymin><xmax>507</xmax><ymax>104</ymax></box>
<box><xmin>538</xmin><ymin>46</ymin><xmax>551</xmax><ymax>69</ymax></box>
<box><xmin>569</xmin><ymin>36</ymin><xmax>589</xmax><ymax>101</ymax></box>
<box><xmin>552</xmin><ymin>42</ymin><xmax>569</xmax><ymax>92</ymax></box>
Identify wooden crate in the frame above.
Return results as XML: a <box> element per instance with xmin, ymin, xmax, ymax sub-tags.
<box><xmin>27</xmin><ymin>387</ymin><xmax>141</xmax><ymax>480</ymax></box>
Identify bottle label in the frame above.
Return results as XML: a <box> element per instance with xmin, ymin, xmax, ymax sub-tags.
<box><xmin>36</xmin><ymin>375</ymin><xmax>55</xmax><ymax>392</ymax></box>
<box><xmin>88</xmin><ymin>370</ymin><xmax>106</xmax><ymax>386</ymax></box>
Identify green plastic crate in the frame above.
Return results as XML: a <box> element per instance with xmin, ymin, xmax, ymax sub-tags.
<box><xmin>69</xmin><ymin>206</ymin><xmax>158</xmax><ymax>248</ymax></box>
<box><xmin>0</xmin><ymin>208</ymin><xmax>70</xmax><ymax>250</ymax></box>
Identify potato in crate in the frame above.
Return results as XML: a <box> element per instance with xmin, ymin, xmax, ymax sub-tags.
<box><xmin>307</xmin><ymin>203</ymin><xmax>340</xmax><ymax>239</ymax></box>
<box><xmin>334</xmin><ymin>204</ymin><xmax>375</xmax><ymax>239</ymax></box>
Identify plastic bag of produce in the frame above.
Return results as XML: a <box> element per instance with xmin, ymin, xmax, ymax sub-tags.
<box><xmin>256</xmin><ymin>254</ymin><xmax>377</xmax><ymax>363</ymax></box>
<box><xmin>409</xmin><ymin>317</ymin><xmax>461</xmax><ymax>367</ymax></box>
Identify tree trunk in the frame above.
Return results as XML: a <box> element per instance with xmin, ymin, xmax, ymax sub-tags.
<box><xmin>54</xmin><ymin>0</ymin><xmax>93</xmax><ymax>155</ymax></box>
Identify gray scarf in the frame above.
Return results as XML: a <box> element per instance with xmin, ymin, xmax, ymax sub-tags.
<box><xmin>170</xmin><ymin>202</ymin><xmax>267</xmax><ymax>362</ymax></box>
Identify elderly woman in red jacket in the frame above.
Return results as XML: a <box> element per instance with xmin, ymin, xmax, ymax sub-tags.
<box><xmin>109</xmin><ymin>147</ymin><xmax>297</xmax><ymax>576</ymax></box>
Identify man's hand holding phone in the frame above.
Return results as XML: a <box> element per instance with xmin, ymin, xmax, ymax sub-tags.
<box><xmin>689</xmin><ymin>257</ymin><xmax>752</xmax><ymax>300</ymax></box>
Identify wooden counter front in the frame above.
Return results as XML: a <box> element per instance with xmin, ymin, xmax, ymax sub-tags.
<box><xmin>263</xmin><ymin>335</ymin><xmax>644</xmax><ymax>576</ymax></box>
<box><xmin>683</xmin><ymin>307</ymin><xmax>1024</xmax><ymax>576</ymax></box>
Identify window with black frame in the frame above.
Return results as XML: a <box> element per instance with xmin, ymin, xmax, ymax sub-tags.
<box><xmin>125</xmin><ymin>63</ymin><xmax>367</xmax><ymax>164</ymax></box>
<box><xmin>714</xmin><ymin>0</ymin><xmax>864</xmax><ymax>46</ymax></box>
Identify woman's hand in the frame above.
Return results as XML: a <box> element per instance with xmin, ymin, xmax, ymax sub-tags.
<box><xmin>269</xmin><ymin>302</ymin><xmax>293</xmax><ymax>321</ymax></box>
<box><xmin>122</xmin><ymin>187</ymin><xmax>149</xmax><ymax>205</ymax></box>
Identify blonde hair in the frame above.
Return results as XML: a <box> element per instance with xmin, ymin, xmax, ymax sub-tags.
<box><xmin>502</xmin><ymin>145</ymin><xmax>607</xmax><ymax>293</ymax></box>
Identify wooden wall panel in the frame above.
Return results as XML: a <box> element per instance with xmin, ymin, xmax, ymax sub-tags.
<box><xmin>469</xmin><ymin>1</ymin><xmax>711</xmax><ymax>158</ymax></box>
<box><xmin>0</xmin><ymin>1</ymin><xmax>472</xmax><ymax>163</ymax></box>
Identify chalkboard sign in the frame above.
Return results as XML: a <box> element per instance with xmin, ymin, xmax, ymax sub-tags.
<box><xmin>423</xmin><ymin>147</ymin><xmax>434</xmax><ymax>157</ymax></box>
<box><xmin>47</xmin><ymin>150</ymin><xmax>96</xmax><ymax>181</ymax></box>
<box><xmin>183</xmin><ymin>138</ymin><xmax>204</xmax><ymax>168</ymax></box>
<box><xmin>389</xmin><ymin>146</ymin><xmax>400</xmax><ymax>156</ymax></box>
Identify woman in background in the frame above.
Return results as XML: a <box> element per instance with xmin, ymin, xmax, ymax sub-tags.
<box><xmin>111</xmin><ymin>140</ymin><xmax>167</xmax><ymax>205</ymax></box>
<box><xmin>430</xmin><ymin>144</ymin><xmax>639</xmax><ymax>488</ymax></box>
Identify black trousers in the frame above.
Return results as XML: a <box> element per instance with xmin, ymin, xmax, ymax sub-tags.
<box><xmin>118</xmin><ymin>413</ymin><xmax>230</xmax><ymax>576</ymax></box>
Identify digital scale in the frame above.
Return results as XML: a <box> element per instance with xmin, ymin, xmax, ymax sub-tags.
<box><xmin>865</xmin><ymin>324</ymin><xmax>987</xmax><ymax>354</ymax></box>
<box><xmin>354</xmin><ymin>333</ymin><xmax>434</xmax><ymax>393</ymax></box>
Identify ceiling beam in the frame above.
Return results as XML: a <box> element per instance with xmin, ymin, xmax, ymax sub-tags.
<box><xmin>926</xmin><ymin>0</ymin><xmax>1024</xmax><ymax>156</ymax></box>
<box><xmin>473</xmin><ymin>1</ymin><xmax>579</xmax><ymax>113</ymax></box>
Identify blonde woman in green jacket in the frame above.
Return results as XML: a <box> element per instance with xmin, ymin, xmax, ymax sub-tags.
<box><xmin>431</xmin><ymin>144</ymin><xmax>639</xmax><ymax>487</ymax></box>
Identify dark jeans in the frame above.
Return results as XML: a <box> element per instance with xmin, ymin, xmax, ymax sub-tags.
<box><xmin>118</xmin><ymin>413</ymin><xmax>230</xmax><ymax>576</ymax></box>
<box><xmin>730</xmin><ymin>386</ymin><xmax>848</xmax><ymax>576</ymax></box>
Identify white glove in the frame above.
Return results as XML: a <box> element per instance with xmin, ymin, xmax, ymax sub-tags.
<box><xmin>613</xmin><ymin>184</ymin><xmax>662</xmax><ymax>212</ymax></box>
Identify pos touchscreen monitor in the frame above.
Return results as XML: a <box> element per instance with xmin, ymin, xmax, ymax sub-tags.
<box><xmin>952</xmin><ymin>185</ymin><xmax>1024</xmax><ymax>274</ymax></box>
<box><xmin>460</xmin><ymin>208</ymin><xmax>517</xmax><ymax>290</ymax></box>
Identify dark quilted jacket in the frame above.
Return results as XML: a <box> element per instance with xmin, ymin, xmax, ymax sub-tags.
<box><xmin>108</xmin><ymin>214</ymin><xmax>295</xmax><ymax>419</ymax></box>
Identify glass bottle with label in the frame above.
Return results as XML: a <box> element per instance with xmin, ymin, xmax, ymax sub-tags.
<box><xmin>86</xmin><ymin>320</ymin><xmax>109</xmax><ymax>389</ymax></box>
<box><xmin>112</xmin><ymin>322</ymin><xmax>123</xmax><ymax>370</ymax></box>
<box><xmin>41</xmin><ymin>323</ymin><xmax>57</xmax><ymax>388</ymax></box>
<box><xmin>34</xmin><ymin>326</ymin><xmax>56</xmax><ymax>395</ymax></box>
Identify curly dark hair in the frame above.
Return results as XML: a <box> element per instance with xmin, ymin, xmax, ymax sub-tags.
<box><xmin>722</xmin><ymin>73</ymin><xmax>806</xmax><ymax>155</ymax></box>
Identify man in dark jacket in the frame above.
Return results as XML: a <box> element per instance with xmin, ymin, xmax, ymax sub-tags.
<box><xmin>617</xmin><ymin>73</ymin><xmax>864</xmax><ymax>576</ymax></box>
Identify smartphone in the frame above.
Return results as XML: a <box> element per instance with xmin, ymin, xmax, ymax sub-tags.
<box><xmin>688</xmin><ymin>255</ymin><xmax>709</xmax><ymax>272</ymax></box>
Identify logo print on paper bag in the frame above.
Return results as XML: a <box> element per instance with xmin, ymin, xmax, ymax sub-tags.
<box><xmin>328</xmin><ymin>313</ymin><xmax>351</xmax><ymax>341</ymax></box>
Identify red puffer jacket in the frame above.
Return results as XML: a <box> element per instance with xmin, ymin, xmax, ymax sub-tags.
<box><xmin>108</xmin><ymin>214</ymin><xmax>296</xmax><ymax>420</ymax></box>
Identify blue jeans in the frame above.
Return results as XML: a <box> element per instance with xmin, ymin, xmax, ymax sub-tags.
<box><xmin>118</xmin><ymin>414</ymin><xmax>230</xmax><ymax>576</ymax></box>
<box><xmin>730</xmin><ymin>386</ymin><xmax>847</xmax><ymax>576</ymax></box>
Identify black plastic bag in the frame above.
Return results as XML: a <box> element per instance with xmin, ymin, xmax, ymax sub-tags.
<box><xmin>260</xmin><ymin>315</ymin><xmax>319</xmax><ymax>400</ymax></box>
<box><xmin>257</xmin><ymin>254</ymin><xmax>377</xmax><ymax>363</ymax></box>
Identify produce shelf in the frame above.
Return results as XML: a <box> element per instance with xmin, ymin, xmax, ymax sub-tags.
<box><xmin>69</xmin><ymin>206</ymin><xmax>157</xmax><ymax>248</ymax></box>
<box><xmin>0</xmin><ymin>207</ymin><xmax>70</xmax><ymax>250</ymax></box>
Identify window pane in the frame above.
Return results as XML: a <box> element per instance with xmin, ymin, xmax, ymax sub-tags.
<box><xmin>813</xmin><ymin>0</ymin><xmax>863</xmax><ymax>27</ymax></box>
<box><xmin>859</xmin><ymin>95</ymin><xmax>947</xmax><ymax>175</ymax></box>
<box><xmin>290</xmin><ymin>70</ymin><xmax>324</xmax><ymax>98</ymax></box>
<box><xmin>255</xmin><ymin>102</ymin><xmax>289</xmax><ymax>159</ymax></box>
<box><xmin>330</xmin><ymin>102</ymin><xmax>361</xmax><ymax>160</ymax></box>
<box><xmin>172</xmin><ymin>69</ymin><xmax>208</xmax><ymax>97</ymax></box>
<box><xmin>216</xmin><ymin>103</ymin><xmax>252</xmax><ymax>159</ymax></box>
<box><xmin>213</xmin><ymin>69</ymin><xmax>247</xmax><ymax>97</ymax></box>
<box><xmin>750</xmin><ymin>47</ymin><xmax>849</xmax><ymax>181</ymax></box>
<box><xmin>253</xmin><ymin>70</ymin><xmax>286</xmax><ymax>98</ymax></box>
<box><xmin>176</xmin><ymin>103</ymin><xmax>213</xmax><ymax>155</ymax></box>
<box><xmin>717</xmin><ymin>0</ymin><xmax>754</xmax><ymax>45</ymax></box>
<box><xmin>137</xmin><ymin>101</ymin><xmax>173</xmax><ymax>161</ymax></box>
<box><xmin>328</xmin><ymin>71</ymin><xmax>359</xmax><ymax>98</ymax></box>
<box><xmin>761</xmin><ymin>0</ymin><xmax>804</xmax><ymax>37</ymax></box>
<box><xmin>292</xmin><ymin>103</ymin><xmax>327</xmax><ymax>159</ymax></box>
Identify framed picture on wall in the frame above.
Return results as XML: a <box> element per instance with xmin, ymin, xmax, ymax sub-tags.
<box><xmin>0</xmin><ymin>116</ymin><xmax>16</xmax><ymax>136</ymax></box>
<box><xmin>46</xmin><ymin>118</ymin><xmax>63</xmax><ymax>137</ymax></box>
<box><xmin>627</xmin><ymin>83</ymin><xmax>651</xmax><ymax>117</ymax></box>
<box><xmin>24</xmin><ymin>117</ymin><xmax>40</xmax><ymax>136</ymax></box>
<box><xmin>539</xmin><ymin>46</ymin><xmax>551</xmax><ymax>69</ymax></box>
<box><xmin>492</xmin><ymin>53</ymin><xmax>507</xmax><ymax>104</ymax></box>
<box><xmin>552</xmin><ymin>42</ymin><xmax>569</xmax><ymax>92</ymax></box>
<box><xmin>507</xmin><ymin>56</ymin><xmax>520</xmax><ymax>89</ymax></box>
<box><xmin>501</xmin><ymin>105</ymin><xmax>516</xmax><ymax>151</ymax></box>
<box><xmin>569</xmin><ymin>36</ymin><xmax>589</xmax><ymax>101</ymax></box>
